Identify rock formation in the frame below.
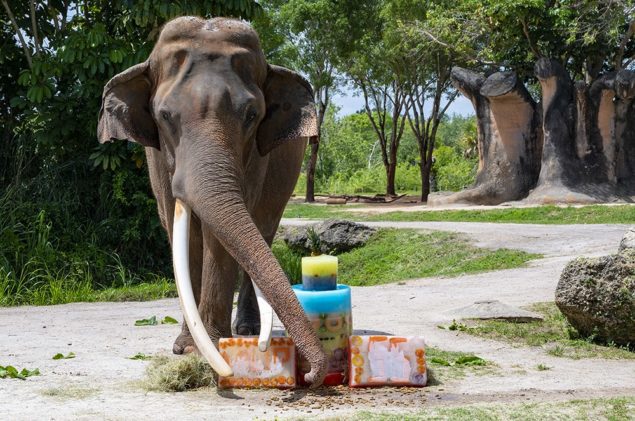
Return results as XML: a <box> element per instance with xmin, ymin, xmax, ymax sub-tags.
<box><xmin>430</xmin><ymin>68</ymin><xmax>542</xmax><ymax>205</ymax></box>
<box><xmin>555</xmin><ymin>227</ymin><xmax>635</xmax><ymax>346</ymax></box>
<box><xmin>435</xmin><ymin>59</ymin><xmax>635</xmax><ymax>205</ymax></box>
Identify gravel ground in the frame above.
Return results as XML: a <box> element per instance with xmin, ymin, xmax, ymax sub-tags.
<box><xmin>0</xmin><ymin>221</ymin><xmax>633</xmax><ymax>420</ymax></box>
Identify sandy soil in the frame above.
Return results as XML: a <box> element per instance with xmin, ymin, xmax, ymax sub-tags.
<box><xmin>0</xmin><ymin>222</ymin><xmax>633</xmax><ymax>420</ymax></box>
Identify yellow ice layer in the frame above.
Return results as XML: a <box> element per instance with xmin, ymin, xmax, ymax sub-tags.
<box><xmin>302</xmin><ymin>255</ymin><xmax>338</xmax><ymax>278</ymax></box>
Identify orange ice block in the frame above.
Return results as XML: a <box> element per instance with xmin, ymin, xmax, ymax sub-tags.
<box><xmin>218</xmin><ymin>337</ymin><xmax>296</xmax><ymax>388</ymax></box>
<box><xmin>348</xmin><ymin>335</ymin><xmax>427</xmax><ymax>387</ymax></box>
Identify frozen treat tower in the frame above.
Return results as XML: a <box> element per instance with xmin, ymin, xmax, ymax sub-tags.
<box><xmin>293</xmin><ymin>254</ymin><xmax>352</xmax><ymax>385</ymax></box>
<box><xmin>218</xmin><ymin>255</ymin><xmax>428</xmax><ymax>389</ymax></box>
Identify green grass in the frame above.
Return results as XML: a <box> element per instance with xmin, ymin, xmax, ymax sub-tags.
<box><xmin>273</xmin><ymin>229</ymin><xmax>540</xmax><ymax>286</ymax></box>
<box><xmin>350</xmin><ymin>396</ymin><xmax>635</xmax><ymax>420</ymax></box>
<box><xmin>0</xmin><ymin>275</ymin><xmax>176</xmax><ymax>307</ymax></box>
<box><xmin>283</xmin><ymin>203</ymin><xmax>635</xmax><ymax>224</ymax></box>
<box><xmin>449</xmin><ymin>302</ymin><xmax>635</xmax><ymax>360</ymax></box>
<box><xmin>425</xmin><ymin>347</ymin><xmax>495</xmax><ymax>384</ymax></box>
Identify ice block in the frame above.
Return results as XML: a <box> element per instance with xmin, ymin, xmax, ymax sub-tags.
<box><xmin>348</xmin><ymin>335</ymin><xmax>427</xmax><ymax>387</ymax></box>
<box><xmin>301</xmin><ymin>255</ymin><xmax>338</xmax><ymax>291</ymax></box>
<box><xmin>293</xmin><ymin>284</ymin><xmax>352</xmax><ymax>386</ymax></box>
<box><xmin>218</xmin><ymin>337</ymin><xmax>296</xmax><ymax>388</ymax></box>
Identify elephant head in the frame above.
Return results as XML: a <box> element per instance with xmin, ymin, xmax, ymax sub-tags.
<box><xmin>97</xmin><ymin>17</ymin><xmax>326</xmax><ymax>385</ymax></box>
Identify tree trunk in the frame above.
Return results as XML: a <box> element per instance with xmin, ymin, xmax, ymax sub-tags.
<box><xmin>386</xmin><ymin>160</ymin><xmax>397</xmax><ymax>196</ymax></box>
<box><xmin>430</xmin><ymin>67</ymin><xmax>541</xmax><ymax>206</ymax></box>
<box><xmin>420</xmin><ymin>160</ymin><xmax>432</xmax><ymax>202</ymax></box>
<box><xmin>305</xmin><ymin>140</ymin><xmax>319</xmax><ymax>203</ymax></box>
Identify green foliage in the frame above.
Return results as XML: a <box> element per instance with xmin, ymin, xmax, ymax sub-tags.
<box><xmin>434</xmin><ymin>145</ymin><xmax>477</xmax><ymax>191</ymax></box>
<box><xmin>135</xmin><ymin>316</ymin><xmax>158</xmax><ymax>326</ymax></box>
<box><xmin>161</xmin><ymin>316</ymin><xmax>179</xmax><ymax>325</ymax></box>
<box><xmin>0</xmin><ymin>1</ymin><xmax>262</xmax><ymax>305</ymax></box>
<box><xmin>134</xmin><ymin>315</ymin><xmax>178</xmax><ymax>326</ymax></box>
<box><xmin>52</xmin><ymin>352</ymin><xmax>76</xmax><ymax>360</ymax></box>
<box><xmin>294</xmin><ymin>109</ymin><xmax>476</xmax><ymax>196</ymax></box>
<box><xmin>273</xmin><ymin>229</ymin><xmax>539</xmax><ymax>287</ymax></box>
<box><xmin>429</xmin><ymin>354</ymin><xmax>486</xmax><ymax>367</ymax></box>
<box><xmin>272</xmin><ymin>240</ymin><xmax>303</xmax><ymax>284</ymax></box>
<box><xmin>129</xmin><ymin>353</ymin><xmax>152</xmax><ymax>361</ymax></box>
<box><xmin>0</xmin><ymin>365</ymin><xmax>40</xmax><ymax>380</ymax></box>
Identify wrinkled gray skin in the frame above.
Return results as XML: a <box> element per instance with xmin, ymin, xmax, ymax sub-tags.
<box><xmin>97</xmin><ymin>16</ymin><xmax>327</xmax><ymax>386</ymax></box>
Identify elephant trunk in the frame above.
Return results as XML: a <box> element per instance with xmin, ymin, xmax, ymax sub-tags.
<box><xmin>172</xmin><ymin>141</ymin><xmax>327</xmax><ymax>386</ymax></box>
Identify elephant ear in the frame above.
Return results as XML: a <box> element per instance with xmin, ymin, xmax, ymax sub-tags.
<box><xmin>256</xmin><ymin>65</ymin><xmax>318</xmax><ymax>156</ymax></box>
<box><xmin>98</xmin><ymin>61</ymin><xmax>160</xmax><ymax>149</ymax></box>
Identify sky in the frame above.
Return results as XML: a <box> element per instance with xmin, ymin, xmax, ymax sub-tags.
<box><xmin>331</xmin><ymin>86</ymin><xmax>476</xmax><ymax>117</ymax></box>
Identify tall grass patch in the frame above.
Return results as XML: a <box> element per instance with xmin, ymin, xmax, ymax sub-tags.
<box><xmin>273</xmin><ymin>228</ymin><xmax>539</xmax><ymax>286</ymax></box>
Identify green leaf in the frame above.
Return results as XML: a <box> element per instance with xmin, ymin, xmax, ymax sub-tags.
<box><xmin>128</xmin><ymin>353</ymin><xmax>151</xmax><ymax>360</ymax></box>
<box><xmin>53</xmin><ymin>352</ymin><xmax>76</xmax><ymax>360</ymax></box>
<box><xmin>135</xmin><ymin>315</ymin><xmax>158</xmax><ymax>326</ymax></box>
<box><xmin>0</xmin><ymin>365</ymin><xmax>39</xmax><ymax>379</ymax></box>
<box><xmin>20</xmin><ymin>368</ymin><xmax>40</xmax><ymax>377</ymax></box>
<box><xmin>161</xmin><ymin>316</ymin><xmax>178</xmax><ymax>325</ymax></box>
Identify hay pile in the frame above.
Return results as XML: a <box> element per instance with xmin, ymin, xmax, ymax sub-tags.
<box><xmin>143</xmin><ymin>354</ymin><xmax>215</xmax><ymax>392</ymax></box>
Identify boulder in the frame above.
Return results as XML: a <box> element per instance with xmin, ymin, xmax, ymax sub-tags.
<box><xmin>619</xmin><ymin>227</ymin><xmax>635</xmax><ymax>252</ymax></box>
<box><xmin>282</xmin><ymin>220</ymin><xmax>376</xmax><ymax>255</ymax></box>
<box><xmin>555</xmin><ymin>230</ymin><xmax>635</xmax><ymax>346</ymax></box>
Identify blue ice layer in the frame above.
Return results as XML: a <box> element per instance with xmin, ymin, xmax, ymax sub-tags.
<box><xmin>292</xmin><ymin>284</ymin><xmax>352</xmax><ymax>314</ymax></box>
<box><xmin>301</xmin><ymin>274</ymin><xmax>337</xmax><ymax>291</ymax></box>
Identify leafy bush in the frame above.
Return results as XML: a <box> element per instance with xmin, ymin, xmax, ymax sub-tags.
<box><xmin>434</xmin><ymin>145</ymin><xmax>478</xmax><ymax>191</ymax></box>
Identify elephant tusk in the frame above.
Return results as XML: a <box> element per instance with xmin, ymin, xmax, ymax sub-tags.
<box><xmin>253</xmin><ymin>282</ymin><xmax>273</xmax><ymax>351</ymax></box>
<box><xmin>172</xmin><ymin>199</ymin><xmax>233</xmax><ymax>377</ymax></box>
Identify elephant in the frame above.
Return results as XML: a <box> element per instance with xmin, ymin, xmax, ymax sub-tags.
<box><xmin>97</xmin><ymin>16</ymin><xmax>328</xmax><ymax>386</ymax></box>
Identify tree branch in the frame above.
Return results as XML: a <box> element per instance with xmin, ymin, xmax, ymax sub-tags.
<box><xmin>520</xmin><ymin>17</ymin><xmax>541</xmax><ymax>58</ymax></box>
<box><xmin>29</xmin><ymin>0</ymin><xmax>41</xmax><ymax>53</ymax></box>
<box><xmin>2</xmin><ymin>0</ymin><xmax>33</xmax><ymax>68</ymax></box>
<box><xmin>615</xmin><ymin>20</ymin><xmax>635</xmax><ymax>70</ymax></box>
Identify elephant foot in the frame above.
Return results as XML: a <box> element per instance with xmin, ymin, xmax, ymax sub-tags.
<box><xmin>172</xmin><ymin>332</ymin><xmax>196</xmax><ymax>355</ymax></box>
<box><xmin>232</xmin><ymin>317</ymin><xmax>260</xmax><ymax>336</ymax></box>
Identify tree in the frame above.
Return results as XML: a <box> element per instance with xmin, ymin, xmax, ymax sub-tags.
<box><xmin>385</xmin><ymin>0</ymin><xmax>464</xmax><ymax>201</ymax></box>
<box><xmin>0</xmin><ymin>1</ymin><xmax>263</xmax><ymax>288</ymax></box>
<box><xmin>278</xmin><ymin>0</ymin><xmax>341</xmax><ymax>202</ymax></box>
<box><xmin>333</xmin><ymin>0</ymin><xmax>410</xmax><ymax>197</ymax></box>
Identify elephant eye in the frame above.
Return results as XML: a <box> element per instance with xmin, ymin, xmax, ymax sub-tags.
<box><xmin>160</xmin><ymin>110</ymin><xmax>171</xmax><ymax>121</ymax></box>
<box><xmin>244</xmin><ymin>107</ymin><xmax>257</xmax><ymax>127</ymax></box>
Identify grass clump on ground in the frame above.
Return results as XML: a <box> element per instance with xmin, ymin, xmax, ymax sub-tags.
<box><xmin>446</xmin><ymin>302</ymin><xmax>635</xmax><ymax>360</ymax></box>
<box><xmin>40</xmin><ymin>386</ymin><xmax>99</xmax><ymax>400</ymax></box>
<box><xmin>425</xmin><ymin>347</ymin><xmax>495</xmax><ymax>384</ymax></box>
<box><xmin>142</xmin><ymin>354</ymin><xmax>214</xmax><ymax>392</ymax></box>
<box><xmin>352</xmin><ymin>396</ymin><xmax>635</xmax><ymax>421</ymax></box>
<box><xmin>283</xmin><ymin>203</ymin><xmax>635</xmax><ymax>224</ymax></box>
<box><xmin>273</xmin><ymin>229</ymin><xmax>540</xmax><ymax>286</ymax></box>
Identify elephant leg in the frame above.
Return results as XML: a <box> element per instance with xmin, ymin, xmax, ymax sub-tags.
<box><xmin>234</xmin><ymin>270</ymin><xmax>260</xmax><ymax>335</ymax></box>
<box><xmin>193</xmin><ymin>224</ymin><xmax>237</xmax><ymax>346</ymax></box>
<box><xmin>172</xmin><ymin>214</ymin><xmax>204</xmax><ymax>354</ymax></box>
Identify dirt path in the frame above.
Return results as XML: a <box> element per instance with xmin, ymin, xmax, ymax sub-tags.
<box><xmin>0</xmin><ymin>222</ymin><xmax>633</xmax><ymax>420</ymax></box>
